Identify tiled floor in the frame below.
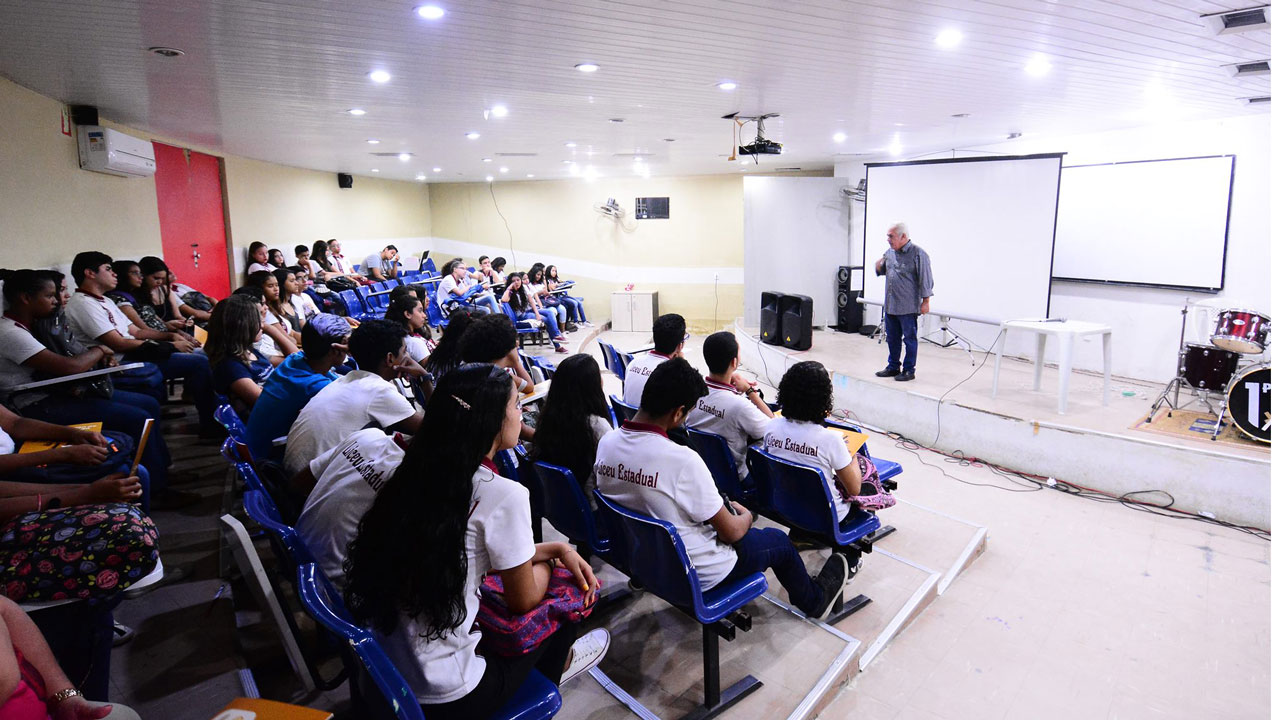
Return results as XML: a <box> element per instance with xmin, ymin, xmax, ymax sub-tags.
<box><xmin>105</xmin><ymin>327</ymin><xmax>1269</xmax><ymax>719</ymax></box>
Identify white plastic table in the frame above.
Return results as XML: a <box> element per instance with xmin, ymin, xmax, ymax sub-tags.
<box><xmin>990</xmin><ymin>319</ymin><xmax>1112</xmax><ymax>414</ymax></box>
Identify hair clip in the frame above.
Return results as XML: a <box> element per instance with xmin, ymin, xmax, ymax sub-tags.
<box><xmin>451</xmin><ymin>394</ymin><xmax>472</xmax><ymax>410</ymax></box>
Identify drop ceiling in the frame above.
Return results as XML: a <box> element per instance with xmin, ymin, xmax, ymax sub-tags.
<box><xmin>0</xmin><ymin>0</ymin><xmax>1269</xmax><ymax>182</ymax></box>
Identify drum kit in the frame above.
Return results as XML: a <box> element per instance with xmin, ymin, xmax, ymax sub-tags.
<box><xmin>1147</xmin><ymin>303</ymin><xmax>1270</xmax><ymax>444</ymax></box>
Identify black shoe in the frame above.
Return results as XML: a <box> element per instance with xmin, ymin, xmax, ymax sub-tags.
<box><xmin>788</xmin><ymin>527</ymin><xmax>826</xmax><ymax>551</ymax></box>
<box><xmin>874</xmin><ymin>368</ymin><xmax>900</xmax><ymax>378</ymax></box>
<box><xmin>894</xmin><ymin>372</ymin><xmax>915</xmax><ymax>382</ymax></box>
<box><xmin>806</xmin><ymin>553</ymin><xmax>849</xmax><ymax>620</ymax></box>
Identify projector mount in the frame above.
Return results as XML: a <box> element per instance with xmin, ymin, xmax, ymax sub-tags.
<box><xmin>723</xmin><ymin>112</ymin><xmax>782</xmax><ymax>162</ymax></box>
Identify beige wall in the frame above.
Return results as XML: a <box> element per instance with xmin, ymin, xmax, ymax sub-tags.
<box><xmin>0</xmin><ymin>75</ymin><xmax>432</xmax><ymax>285</ymax></box>
<box><xmin>429</xmin><ymin>175</ymin><xmax>745</xmax><ymax>332</ymax></box>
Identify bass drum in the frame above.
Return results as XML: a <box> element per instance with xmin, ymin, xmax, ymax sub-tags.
<box><xmin>1179</xmin><ymin>343</ymin><xmax>1238</xmax><ymax>393</ymax></box>
<box><xmin>1226</xmin><ymin>365</ymin><xmax>1271</xmax><ymax>444</ymax></box>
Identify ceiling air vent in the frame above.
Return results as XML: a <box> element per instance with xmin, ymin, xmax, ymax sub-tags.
<box><xmin>369</xmin><ymin>152</ymin><xmax>410</xmax><ymax>157</ymax></box>
<box><xmin>1224</xmin><ymin>59</ymin><xmax>1271</xmax><ymax>77</ymax></box>
<box><xmin>1237</xmin><ymin>95</ymin><xmax>1271</xmax><ymax>105</ymax></box>
<box><xmin>1202</xmin><ymin>6</ymin><xmax>1271</xmax><ymax>34</ymax></box>
<box><xmin>495</xmin><ymin>152</ymin><xmax>538</xmax><ymax>157</ymax></box>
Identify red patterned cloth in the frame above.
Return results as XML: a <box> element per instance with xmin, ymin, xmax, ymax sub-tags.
<box><xmin>476</xmin><ymin>566</ymin><xmax>595</xmax><ymax>657</ymax></box>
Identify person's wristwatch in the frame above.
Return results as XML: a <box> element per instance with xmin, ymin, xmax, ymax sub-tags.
<box><xmin>47</xmin><ymin>687</ymin><xmax>83</xmax><ymax>706</ymax></box>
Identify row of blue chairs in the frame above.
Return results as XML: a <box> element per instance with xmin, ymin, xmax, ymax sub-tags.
<box><xmin>597</xmin><ymin>340</ymin><xmax>633</xmax><ymax>382</ymax></box>
<box><xmin>335</xmin><ymin>272</ymin><xmax>443</xmax><ymax>322</ymax></box>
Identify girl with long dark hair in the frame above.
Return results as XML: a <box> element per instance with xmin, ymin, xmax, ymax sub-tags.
<box><xmin>545</xmin><ymin>264</ymin><xmax>588</xmax><ymax>326</ymax></box>
<box><xmin>245</xmin><ymin>271</ymin><xmax>301</xmax><ymax>359</ymax></box>
<box><xmin>385</xmin><ymin>293</ymin><xmax>430</xmax><ymax>365</ymax></box>
<box><xmin>344</xmin><ymin>363</ymin><xmax>608</xmax><ymax>715</ymax></box>
<box><xmin>139</xmin><ymin>256</ymin><xmax>197</xmax><ymax>335</ymax></box>
<box><xmin>422</xmin><ymin>308</ymin><xmax>474</xmax><ymax>382</ymax></box>
<box><xmin>501</xmin><ymin>273</ymin><xmax>567</xmax><ymax>352</ymax></box>
<box><xmin>271</xmin><ymin>267</ymin><xmax>305</xmax><ymax>333</ymax></box>
<box><xmin>206</xmin><ymin>295</ymin><xmax>275</xmax><ymax>416</ymax></box>
<box><xmin>246</xmin><ymin>241</ymin><xmax>274</xmax><ymax>275</ymax></box>
<box><xmin>529</xmin><ymin>353</ymin><xmax>612</xmax><ymax>503</ymax></box>
<box><xmin>526</xmin><ymin>263</ymin><xmax>571</xmax><ymax>331</ymax></box>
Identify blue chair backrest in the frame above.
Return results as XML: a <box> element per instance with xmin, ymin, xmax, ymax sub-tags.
<box><xmin>746</xmin><ymin>446</ymin><xmax>841</xmax><ymax>535</ymax></box>
<box><xmin>501</xmin><ymin>302</ymin><xmax>537</xmax><ymax>334</ymax></box>
<box><xmin>339</xmin><ymin>289</ymin><xmax>367</xmax><ymax>318</ymax></box>
<box><xmin>605</xmin><ymin>345</ymin><xmax>627</xmax><ymax>382</ymax></box>
<box><xmin>609</xmin><ymin>395</ymin><xmax>638</xmax><ymax>423</ymax></box>
<box><xmin>243</xmin><ymin>488</ymin><xmax>318</xmax><ymax>572</ymax></box>
<box><xmin>594</xmin><ymin>491</ymin><xmax>718</xmax><ymax>622</ymax></box>
<box><xmin>531</xmin><ymin>461</ymin><xmax>605</xmax><ymax>554</ymax></box>
<box><xmin>236</xmin><ymin>462</ymin><xmax>266</xmax><ymax>494</ymax></box>
<box><xmin>687</xmin><ymin>428</ymin><xmax>749</xmax><ymax>501</ymax></box>
<box><xmin>423</xmin><ymin>257</ymin><xmax>437</xmax><ymax>274</ymax></box>
<box><xmin>295</xmin><ymin>564</ymin><xmax>426</xmax><ymax>720</ymax></box>
<box><xmin>597</xmin><ymin>340</ymin><xmax>618</xmax><ymax>376</ymax></box>
<box><xmin>424</xmin><ymin>295</ymin><xmax>447</xmax><ymax>328</ymax></box>
<box><xmin>215</xmin><ymin>404</ymin><xmax>249</xmax><ymax>444</ymax></box>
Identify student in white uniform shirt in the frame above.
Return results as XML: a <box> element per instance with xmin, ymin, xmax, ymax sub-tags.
<box><xmin>282</xmin><ymin>320</ymin><xmax>425</xmax><ymax>474</ymax></box>
<box><xmin>343</xmin><ymin>363</ymin><xmax>610</xmax><ymax>716</ymax></box>
<box><xmin>596</xmin><ymin>358</ymin><xmax>848</xmax><ymax>619</ymax></box>
<box><xmin>621</xmin><ymin>313</ymin><xmax>687</xmax><ymax>408</ymax></box>
<box><xmin>687</xmin><ymin>331</ymin><xmax>773</xmax><ymax>478</ymax></box>
<box><xmin>763</xmin><ymin>360</ymin><xmax>867</xmax><ymax>570</ymax></box>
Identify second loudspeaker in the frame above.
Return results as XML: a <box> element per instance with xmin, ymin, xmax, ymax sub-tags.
<box><xmin>780</xmin><ymin>294</ymin><xmax>813</xmax><ymax>351</ymax></box>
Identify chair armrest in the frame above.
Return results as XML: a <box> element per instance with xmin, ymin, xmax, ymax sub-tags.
<box><xmin>10</xmin><ymin>362</ymin><xmax>146</xmax><ymax>393</ymax></box>
<box><xmin>272</xmin><ymin>436</ymin><xmax>288</xmax><ymax>447</ymax></box>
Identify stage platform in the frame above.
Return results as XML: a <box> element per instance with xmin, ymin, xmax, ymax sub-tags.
<box><xmin>731</xmin><ymin>321</ymin><xmax>1269</xmax><ymax>531</ymax></box>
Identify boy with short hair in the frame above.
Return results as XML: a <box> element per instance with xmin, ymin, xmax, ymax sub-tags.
<box><xmin>622</xmin><ymin>313</ymin><xmax>686</xmax><ymax>407</ymax></box>
<box><xmin>688</xmin><ymin>331</ymin><xmax>772</xmax><ymax>478</ymax></box>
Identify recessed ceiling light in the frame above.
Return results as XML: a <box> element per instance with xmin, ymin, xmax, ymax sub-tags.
<box><xmin>935</xmin><ymin>28</ymin><xmax>963</xmax><ymax>48</ymax></box>
<box><xmin>347</xmin><ymin>108</ymin><xmax>367</xmax><ymax>116</ymax></box>
<box><xmin>369</xmin><ymin>70</ymin><xmax>391</xmax><ymax>84</ymax></box>
<box><xmin>1025</xmin><ymin>54</ymin><xmax>1052</xmax><ymax>77</ymax></box>
<box><xmin>526</xmin><ymin>173</ymin><xmax>535</xmax><ymax>178</ymax></box>
<box><xmin>717</xmin><ymin>81</ymin><xmax>738</xmax><ymax>90</ymax></box>
<box><xmin>888</xmin><ymin>141</ymin><xmax>903</xmax><ymax>157</ymax></box>
<box><xmin>366</xmin><ymin>139</ymin><xmax>380</xmax><ymax>144</ymax></box>
<box><xmin>489</xmin><ymin>105</ymin><xmax>509</xmax><ymax>118</ymax></box>
<box><xmin>398</xmin><ymin>153</ymin><xmax>412</xmax><ymax>162</ymax></box>
<box><xmin>485</xmin><ymin>175</ymin><xmax>494</xmax><ymax>182</ymax></box>
<box><xmin>633</xmin><ymin>156</ymin><xmax>642</xmax><ymax>162</ymax></box>
<box><xmin>371</xmin><ymin>168</ymin><xmax>380</xmax><ymax>173</ymax></box>
<box><xmin>575</xmin><ymin>63</ymin><xmax>600</xmax><ymax>73</ymax></box>
<box><xmin>147</xmin><ymin>46</ymin><xmax>185</xmax><ymax>57</ymax></box>
<box><xmin>465</xmin><ymin>132</ymin><xmax>480</xmax><ymax>139</ymax></box>
<box><xmin>415</xmin><ymin>5</ymin><xmax>445</xmax><ymax>20</ymax></box>
<box><xmin>583</xmin><ymin>166</ymin><xmax>599</xmax><ymax>181</ymax></box>
<box><xmin>482</xmin><ymin>157</ymin><xmax>493</xmax><ymax>163</ymax></box>
<box><xmin>565</xmin><ymin>142</ymin><xmax>577</xmax><ymax>148</ymax></box>
<box><xmin>833</xmin><ymin>131</ymin><xmax>848</xmax><ymax>143</ymax></box>
<box><xmin>563</xmin><ymin>160</ymin><xmax>574</xmax><ymax>164</ymax></box>
<box><xmin>499</xmin><ymin>167</ymin><xmax>509</xmax><ymax>173</ymax></box>
<box><xmin>432</xmin><ymin>167</ymin><xmax>442</xmax><ymax>172</ymax></box>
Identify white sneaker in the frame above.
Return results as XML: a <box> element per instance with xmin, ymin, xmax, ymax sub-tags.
<box><xmin>561</xmin><ymin>628</ymin><xmax>610</xmax><ymax>684</ymax></box>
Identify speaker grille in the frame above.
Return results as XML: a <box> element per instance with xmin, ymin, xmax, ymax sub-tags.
<box><xmin>837</xmin><ymin>267</ymin><xmax>850</xmax><ymax>285</ymax></box>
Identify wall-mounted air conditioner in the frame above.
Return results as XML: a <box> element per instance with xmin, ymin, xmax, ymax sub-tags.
<box><xmin>77</xmin><ymin>126</ymin><xmax>156</xmax><ymax>177</ymax></box>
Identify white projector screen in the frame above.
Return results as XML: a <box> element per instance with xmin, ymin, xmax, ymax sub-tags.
<box><xmin>1052</xmin><ymin>156</ymin><xmax>1234</xmax><ymax>291</ymax></box>
<box><xmin>863</xmin><ymin>154</ymin><xmax>1063</xmax><ymax>328</ymax></box>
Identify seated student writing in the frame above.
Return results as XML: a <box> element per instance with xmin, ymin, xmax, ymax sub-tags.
<box><xmin>595</xmin><ymin>358</ymin><xmax>848</xmax><ymax>619</ymax></box>
<box><xmin>344</xmin><ymin>363</ymin><xmax>609</xmax><ymax>716</ymax></box>
<box><xmin>363</xmin><ymin>245</ymin><xmax>400</xmax><ymax>282</ymax></box>
<box><xmin>282</xmin><ymin>320</ymin><xmax>424</xmax><ymax>475</ymax></box>
<box><xmin>0</xmin><ymin>270</ymin><xmax>173</xmax><ymax>502</ymax></box>
<box><xmin>245</xmin><ymin>314</ymin><xmax>349</xmax><ymax>460</ymax></box>
<box><xmin>763</xmin><ymin>361</ymin><xmax>867</xmax><ymax>572</ymax></box>
<box><xmin>64</xmin><ymin>252</ymin><xmax>218</xmax><ymax>436</ymax></box>
<box><xmin>206</xmin><ymin>295</ymin><xmax>276</xmax><ymax>418</ymax></box>
<box><xmin>437</xmin><ymin>258</ymin><xmax>502</xmax><ymax>315</ymax></box>
<box><xmin>621</xmin><ymin>313</ymin><xmax>686</xmax><ymax>407</ymax></box>
<box><xmin>545</xmin><ymin>265</ymin><xmax>588</xmax><ymax>326</ymax></box>
<box><xmin>529</xmin><ymin>353</ymin><xmax>613</xmax><ymax>507</ymax></box>
<box><xmin>687</xmin><ymin>331</ymin><xmax>773</xmax><ymax>478</ymax></box>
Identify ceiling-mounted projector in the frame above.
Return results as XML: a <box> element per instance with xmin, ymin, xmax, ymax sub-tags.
<box><xmin>724</xmin><ymin>112</ymin><xmax>782</xmax><ymax>158</ymax></box>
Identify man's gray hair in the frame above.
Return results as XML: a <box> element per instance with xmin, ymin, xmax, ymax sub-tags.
<box><xmin>889</xmin><ymin>222</ymin><xmax>909</xmax><ymax>238</ymax></box>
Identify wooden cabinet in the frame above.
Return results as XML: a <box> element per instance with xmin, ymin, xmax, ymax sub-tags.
<box><xmin>611</xmin><ymin>291</ymin><xmax>659</xmax><ymax>332</ymax></box>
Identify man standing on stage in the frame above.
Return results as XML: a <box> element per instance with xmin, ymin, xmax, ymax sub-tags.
<box><xmin>874</xmin><ymin>222</ymin><xmax>933</xmax><ymax>382</ymax></box>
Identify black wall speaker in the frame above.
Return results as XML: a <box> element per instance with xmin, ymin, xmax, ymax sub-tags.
<box><xmin>760</xmin><ymin>291</ymin><xmax>783</xmax><ymax>346</ymax></box>
<box><xmin>337</xmin><ymin>173</ymin><xmax>354</xmax><ymax>189</ymax></box>
<box><xmin>780</xmin><ymin>294</ymin><xmax>814</xmax><ymax>351</ymax></box>
<box><xmin>836</xmin><ymin>265</ymin><xmax>862</xmax><ymax>333</ymax></box>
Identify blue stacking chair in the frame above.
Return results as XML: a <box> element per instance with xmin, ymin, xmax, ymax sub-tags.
<box><xmin>424</xmin><ymin>297</ymin><xmax>449</xmax><ymax>329</ymax></box>
<box><xmin>501</xmin><ymin>302</ymin><xmax>547</xmax><ymax>347</ymax></box>
<box><xmin>338</xmin><ymin>289</ymin><xmax>376</xmax><ymax>321</ymax></box>
<box><xmin>609</xmin><ymin>395</ymin><xmax>638</xmax><ymax>424</ymax></box>
<box><xmin>497</xmin><ymin>447</ymin><xmax>543</xmax><ymax>543</ymax></box>
<box><xmin>297</xmin><ymin>563</ymin><xmax>563</xmax><ymax>720</ymax></box>
<box><xmin>606</xmin><ymin>345</ymin><xmax>628</xmax><ymax>382</ymax></box>
<box><xmin>596</xmin><ymin>340</ymin><xmax>614</xmax><ymax>375</ymax></box>
<box><xmin>530</xmin><ymin>461</ymin><xmax>608</xmax><ymax>557</ymax></box>
<box><xmin>595</xmin><ymin>492</ymin><xmax>766</xmax><ymax>717</ymax></box>
<box><xmin>823</xmin><ymin>418</ymin><xmax>902</xmax><ymax>484</ymax></box>
<box><xmin>687</xmin><ymin>428</ymin><xmax>753</xmax><ymax>503</ymax></box>
<box><xmin>423</xmin><ymin>257</ymin><xmax>437</xmax><ymax>274</ymax></box>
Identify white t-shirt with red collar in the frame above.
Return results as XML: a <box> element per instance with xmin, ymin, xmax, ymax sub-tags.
<box><xmin>65</xmin><ymin>289</ymin><xmax>135</xmax><ymax>348</ymax></box>
<box><xmin>330</xmin><ymin>253</ymin><xmax>356</xmax><ymax>275</ymax></box>
<box><xmin>378</xmin><ymin>458</ymin><xmax>535</xmax><ymax>704</ymax></box>
<box><xmin>762</xmin><ymin>417</ymin><xmax>855</xmax><ymax>520</ymax></box>
<box><xmin>622</xmin><ymin>350</ymin><xmax>671</xmax><ymax>407</ymax></box>
<box><xmin>595</xmin><ymin>421</ymin><xmax>739</xmax><ymax>590</ymax></box>
<box><xmin>687</xmin><ymin>378</ymin><xmax>771</xmax><ymax>479</ymax></box>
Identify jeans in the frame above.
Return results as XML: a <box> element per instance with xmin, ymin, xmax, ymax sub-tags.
<box><xmin>471</xmin><ymin>292</ymin><xmax>502</xmax><ymax>315</ymax></box>
<box><xmin>536</xmin><ymin>308</ymin><xmax>563</xmax><ymax>339</ymax></box>
<box><xmin>24</xmin><ymin>392</ymin><xmax>171</xmax><ymax>495</ymax></box>
<box><xmin>146</xmin><ymin>351</ymin><xmax>216</xmax><ymax>428</ymax></box>
<box><xmin>547</xmin><ymin>301</ymin><xmax>567</xmax><ymax>324</ymax></box>
<box><xmin>884</xmin><ymin>313</ymin><xmax>919</xmax><ymax>374</ymax></box>
<box><xmin>559</xmin><ymin>296</ymin><xmax>586</xmax><ymax>322</ymax></box>
<box><xmin>718</xmin><ymin>527</ymin><xmax>823</xmax><ymax>615</ymax></box>
<box><xmin>112</xmin><ymin>362</ymin><xmax>166</xmax><ymax>404</ymax></box>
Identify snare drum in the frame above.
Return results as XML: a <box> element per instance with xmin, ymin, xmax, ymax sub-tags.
<box><xmin>1211</xmin><ymin>309</ymin><xmax>1270</xmax><ymax>354</ymax></box>
<box><xmin>1179</xmin><ymin>343</ymin><xmax>1239</xmax><ymax>393</ymax></box>
<box><xmin>1226</xmin><ymin>365</ymin><xmax>1270</xmax><ymax>444</ymax></box>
